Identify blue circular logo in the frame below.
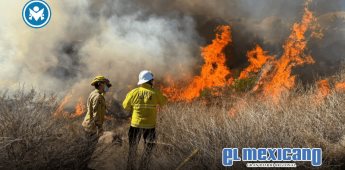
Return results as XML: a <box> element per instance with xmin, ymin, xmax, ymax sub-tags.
<box><xmin>22</xmin><ymin>0</ymin><xmax>51</xmax><ymax>28</ymax></box>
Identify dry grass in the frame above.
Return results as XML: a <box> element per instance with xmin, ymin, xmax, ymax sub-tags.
<box><xmin>0</xmin><ymin>88</ymin><xmax>99</xmax><ymax>169</ymax></box>
<box><xmin>1</xmin><ymin>71</ymin><xmax>345</xmax><ymax>169</ymax></box>
<box><xmin>155</xmin><ymin>92</ymin><xmax>345</xmax><ymax>169</ymax></box>
<box><xmin>151</xmin><ymin>71</ymin><xmax>345</xmax><ymax>169</ymax></box>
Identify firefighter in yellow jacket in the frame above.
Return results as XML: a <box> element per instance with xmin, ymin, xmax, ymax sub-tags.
<box><xmin>123</xmin><ymin>70</ymin><xmax>167</xmax><ymax>170</ymax></box>
<box><xmin>82</xmin><ymin>76</ymin><xmax>111</xmax><ymax>136</ymax></box>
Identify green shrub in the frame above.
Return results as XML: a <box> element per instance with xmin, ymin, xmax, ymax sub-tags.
<box><xmin>233</xmin><ymin>77</ymin><xmax>257</xmax><ymax>92</ymax></box>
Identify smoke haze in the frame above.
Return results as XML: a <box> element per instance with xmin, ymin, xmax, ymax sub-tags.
<box><xmin>0</xmin><ymin>0</ymin><xmax>344</xmax><ymax>103</ymax></box>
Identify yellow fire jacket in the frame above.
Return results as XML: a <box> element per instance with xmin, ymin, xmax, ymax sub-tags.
<box><xmin>123</xmin><ymin>83</ymin><xmax>167</xmax><ymax>128</ymax></box>
<box><xmin>82</xmin><ymin>89</ymin><xmax>106</xmax><ymax>132</ymax></box>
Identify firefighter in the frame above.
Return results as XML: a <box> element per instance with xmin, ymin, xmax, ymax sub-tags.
<box><xmin>82</xmin><ymin>76</ymin><xmax>112</xmax><ymax>136</ymax></box>
<box><xmin>123</xmin><ymin>70</ymin><xmax>167</xmax><ymax>170</ymax></box>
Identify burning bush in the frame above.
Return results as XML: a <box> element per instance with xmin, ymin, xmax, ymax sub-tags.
<box><xmin>160</xmin><ymin>0</ymin><xmax>321</xmax><ymax>104</ymax></box>
<box><xmin>233</xmin><ymin>77</ymin><xmax>257</xmax><ymax>92</ymax></box>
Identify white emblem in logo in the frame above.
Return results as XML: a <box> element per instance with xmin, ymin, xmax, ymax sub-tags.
<box><xmin>22</xmin><ymin>0</ymin><xmax>51</xmax><ymax>28</ymax></box>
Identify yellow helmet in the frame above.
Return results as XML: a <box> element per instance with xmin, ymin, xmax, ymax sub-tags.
<box><xmin>91</xmin><ymin>76</ymin><xmax>112</xmax><ymax>87</ymax></box>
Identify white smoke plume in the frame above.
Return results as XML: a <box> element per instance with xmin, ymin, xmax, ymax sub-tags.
<box><xmin>0</xmin><ymin>0</ymin><xmax>201</xmax><ymax>102</ymax></box>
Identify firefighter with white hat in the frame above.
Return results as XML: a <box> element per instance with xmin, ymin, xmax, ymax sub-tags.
<box><xmin>123</xmin><ymin>70</ymin><xmax>167</xmax><ymax>170</ymax></box>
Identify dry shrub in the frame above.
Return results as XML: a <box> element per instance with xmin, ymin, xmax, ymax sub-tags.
<box><xmin>0</xmin><ymin>88</ymin><xmax>97</xmax><ymax>170</ymax></box>
<box><xmin>2</xmin><ymin>70</ymin><xmax>345</xmax><ymax>170</ymax></box>
<box><xmin>153</xmin><ymin>73</ymin><xmax>345</xmax><ymax>169</ymax></box>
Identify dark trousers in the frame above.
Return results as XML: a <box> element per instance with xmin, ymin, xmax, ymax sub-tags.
<box><xmin>127</xmin><ymin>126</ymin><xmax>156</xmax><ymax>170</ymax></box>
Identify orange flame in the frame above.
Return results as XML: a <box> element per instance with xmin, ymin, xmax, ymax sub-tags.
<box><xmin>54</xmin><ymin>95</ymin><xmax>85</xmax><ymax>118</ymax></box>
<box><xmin>259</xmin><ymin>2</ymin><xmax>316</xmax><ymax>101</ymax></box>
<box><xmin>54</xmin><ymin>95</ymin><xmax>72</xmax><ymax>117</ymax></box>
<box><xmin>335</xmin><ymin>82</ymin><xmax>345</xmax><ymax>93</ymax></box>
<box><xmin>315</xmin><ymin>79</ymin><xmax>331</xmax><ymax>101</ymax></box>
<box><xmin>239</xmin><ymin>45</ymin><xmax>274</xmax><ymax>79</ymax></box>
<box><xmin>70</xmin><ymin>97</ymin><xmax>85</xmax><ymax>118</ymax></box>
<box><xmin>163</xmin><ymin>25</ymin><xmax>232</xmax><ymax>101</ymax></box>
<box><xmin>162</xmin><ymin>0</ymin><xmax>319</xmax><ymax>102</ymax></box>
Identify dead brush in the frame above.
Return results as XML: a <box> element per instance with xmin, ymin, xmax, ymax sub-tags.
<box><xmin>1</xmin><ymin>70</ymin><xmax>345</xmax><ymax>170</ymax></box>
<box><xmin>0</xmin><ymin>88</ymin><xmax>98</xmax><ymax>170</ymax></box>
<box><xmin>153</xmin><ymin>79</ymin><xmax>345</xmax><ymax>169</ymax></box>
